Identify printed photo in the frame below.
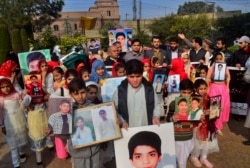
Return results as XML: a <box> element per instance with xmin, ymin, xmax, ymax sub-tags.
<box><xmin>209</xmin><ymin>95</ymin><xmax>222</xmax><ymax>120</ymax></box>
<box><xmin>86</xmin><ymin>37</ymin><xmax>101</xmax><ymax>54</ymax></box>
<box><xmin>168</xmin><ymin>75</ymin><xmax>180</xmax><ymax>93</ymax></box>
<box><xmin>24</xmin><ymin>74</ymin><xmax>43</xmax><ymax>97</ymax></box>
<box><xmin>114</xmin><ymin>123</ymin><xmax>176</xmax><ymax>168</ymax></box>
<box><xmin>152</xmin><ymin>74</ymin><xmax>165</xmax><ymax>94</ymax></box>
<box><xmin>213</xmin><ymin>63</ymin><xmax>226</xmax><ymax>81</ymax></box>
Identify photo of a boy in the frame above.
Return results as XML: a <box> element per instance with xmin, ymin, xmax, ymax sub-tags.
<box><xmin>175</xmin><ymin>97</ymin><xmax>189</xmax><ymax>121</ymax></box>
<box><xmin>25</xmin><ymin>74</ymin><xmax>43</xmax><ymax>96</ymax></box>
<box><xmin>209</xmin><ymin>101</ymin><xmax>220</xmax><ymax>120</ymax></box>
<box><xmin>153</xmin><ymin>74</ymin><xmax>163</xmax><ymax>94</ymax></box>
<box><xmin>128</xmin><ymin>131</ymin><xmax>162</xmax><ymax>168</ymax></box>
<box><xmin>213</xmin><ymin>63</ymin><xmax>226</xmax><ymax>81</ymax></box>
<box><xmin>188</xmin><ymin>97</ymin><xmax>203</xmax><ymax>120</ymax></box>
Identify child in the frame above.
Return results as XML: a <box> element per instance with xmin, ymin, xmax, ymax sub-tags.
<box><xmin>0</xmin><ymin>78</ymin><xmax>31</xmax><ymax>168</ymax></box>
<box><xmin>47</xmin><ymin>99</ymin><xmax>72</xmax><ymax>159</ymax></box>
<box><xmin>67</xmin><ymin>78</ymin><xmax>101</xmax><ymax>168</ymax></box>
<box><xmin>151</xmin><ymin>56</ymin><xmax>160</xmax><ymax>68</ymax></box>
<box><xmin>166</xmin><ymin>79</ymin><xmax>195</xmax><ymax>168</ymax></box>
<box><xmin>175</xmin><ymin>98</ymin><xmax>189</xmax><ymax>120</ymax></box>
<box><xmin>189</xmin><ymin>97</ymin><xmax>203</xmax><ymax>120</ymax></box>
<box><xmin>206</xmin><ymin>52</ymin><xmax>230</xmax><ymax>136</ymax></box>
<box><xmin>25</xmin><ymin>75</ymin><xmax>43</xmax><ymax>96</ymax></box>
<box><xmin>52</xmin><ymin>66</ymin><xmax>65</xmax><ymax>91</ymax></box>
<box><xmin>79</xmin><ymin>67</ymin><xmax>90</xmax><ymax>82</ymax></box>
<box><xmin>111</xmin><ymin>62</ymin><xmax>126</xmax><ymax>77</ymax></box>
<box><xmin>128</xmin><ymin>131</ymin><xmax>162</xmax><ymax>168</ymax></box>
<box><xmin>86</xmin><ymin>81</ymin><xmax>102</xmax><ymax>104</ymax></box>
<box><xmin>90</xmin><ymin>59</ymin><xmax>110</xmax><ymax>84</ymax></box>
<box><xmin>190</xmin><ymin>79</ymin><xmax>219</xmax><ymax>168</ymax></box>
<box><xmin>38</xmin><ymin>60</ymin><xmax>54</xmax><ymax>94</ymax></box>
<box><xmin>196</xmin><ymin>65</ymin><xmax>208</xmax><ymax>81</ymax></box>
<box><xmin>141</xmin><ymin>58</ymin><xmax>153</xmax><ymax>82</ymax></box>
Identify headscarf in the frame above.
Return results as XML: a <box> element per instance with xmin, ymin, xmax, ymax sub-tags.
<box><xmin>112</xmin><ymin>62</ymin><xmax>124</xmax><ymax>77</ymax></box>
<box><xmin>169</xmin><ymin>58</ymin><xmax>188</xmax><ymax>81</ymax></box>
<box><xmin>140</xmin><ymin>58</ymin><xmax>153</xmax><ymax>82</ymax></box>
<box><xmin>0</xmin><ymin>60</ymin><xmax>17</xmax><ymax>78</ymax></box>
<box><xmin>89</xmin><ymin>60</ymin><xmax>110</xmax><ymax>83</ymax></box>
<box><xmin>0</xmin><ymin>78</ymin><xmax>16</xmax><ymax>96</ymax></box>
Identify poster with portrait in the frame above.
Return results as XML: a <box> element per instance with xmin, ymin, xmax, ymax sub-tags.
<box><xmin>101</xmin><ymin>76</ymin><xmax>126</xmax><ymax>102</ymax></box>
<box><xmin>175</xmin><ymin>96</ymin><xmax>203</xmax><ymax>121</ymax></box>
<box><xmin>152</xmin><ymin>73</ymin><xmax>165</xmax><ymax>94</ymax></box>
<box><xmin>168</xmin><ymin>74</ymin><xmax>180</xmax><ymax>93</ymax></box>
<box><xmin>209</xmin><ymin>95</ymin><xmax>222</xmax><ymax>120</ymax></box>
<box><xmin>114</xmin><ymin>123</ymin><xmax>176</xmax><ymax>168</ymax></box>
<box><xmin>47</xmin><ymin>97</ymin><xmax>73</xmax><ymax>134</ymax></box>
<box><xmin>18</xmin><ymin>49</ymin><xmax>51</xmax><ymax>76</ymax></box>
<box><xmin>213</xmin><ymin>63</ymin><xmax>226</xmax><ymax>81</ymax></box>
<box><xmin>86</xmin><ymin>37</ymin><xmax>101</xmax><ymax>54</ymax></box>
<box><xmin>71</xmin><ymin>102</ymin><xmax>121</xmax><ymax>149</ymax></box>
<box><xmin>108</xmin><ymin>28</ymin><xmax>133</xmax><ymax>52</ymax></box>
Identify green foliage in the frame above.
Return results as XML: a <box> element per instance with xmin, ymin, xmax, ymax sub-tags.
<box><xmin>132</xmin><ymin>30</ymin><xmax>151</xmax><ymax>47</ymax></box>
<box><xmin>20</xmin><ymin>28</ymin><xmax>29</xmax><ymax>52</ymax></box>
<box><xmin>38</xmin><ymin>26</ymin><xmax>58</xmax><ymax>50</ymax></box>
<box><xmin>99</xmin><ymin>22</ymin><xmax>116</xmax><ymax>37</ymax></box>
<box><xmin>59</xmin><ymin>35</ymin><xmax>86</xmax><ymax>54</ymax></box>
<box><xmin>178</xmin><ymin>1</ymin><xmax>214</xmax><ymax>15</ymax></box>
<box><xmin>148</xmin><ymin>14</ymin><xmax>213</xmax><ymax>42</ymax></box>
<box><xmin>101</xmin><ymin>37</ymin><xmax>109</xmax><ymax>52</ymax></box>
<box><xmin>0</xmin><ymin>24</ymin><xmax>11</xmax><ymax>63</ymax></box>
<box><xmin>11</xmin><ymin>29</ymin><xmax>23</xmax><ymax>52</ymax></box>
<box><xmin>228</xmin><ymin>45</ymin><xmax>240</xmax><ymax>53</ymax></box>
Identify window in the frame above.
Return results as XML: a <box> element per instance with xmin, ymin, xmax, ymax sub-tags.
<box><xmin>107</xmin><ymin>10</ymin><xmax>111</xmax><ymax>16</ymax></box>
<box><xmin>53</xmin><ymin>25</ymin><xmax>59</xmax><ymax>31</ymax></box>
<box><xmin>74</xmin><ymin>24</ymin><xmax>77</xmax><ymax>30</ymax></box>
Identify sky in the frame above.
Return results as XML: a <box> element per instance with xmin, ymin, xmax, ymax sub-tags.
<box><xmin>63</xmin><ymin>0</ymin><xmax>250</xmax><ymax>20</ymax></box>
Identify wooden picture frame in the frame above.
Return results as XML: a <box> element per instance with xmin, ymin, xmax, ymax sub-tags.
<box><xmin>71</xmin><ymin>102</ymin><xmax>121</xmax><ymax>149</ymax></box>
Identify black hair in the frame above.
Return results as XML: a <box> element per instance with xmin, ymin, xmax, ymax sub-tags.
<box><xmin>128</xmin><ymin>131</ymin><xmax>161</xmax><ymax>160</ymax></box>
<box><xmin>86</xmin><ymin>84</ymin><xmax>98</xmax><ymax>92</ymax></box>
<box><xmin>30</xmin><ymin>75</ymin><xmax>38</xmax><ymax>79</ymax></box>
<box><xmin>90</xmin><ymin>38</ymin><xmax>96</xmax><ymax>42</ymax></box>
<box><xmin>74</xmin><ymin>59</ymin><xmax>85</xmax><ymax>69</ymax></box>
<box><xmin>99</xmin><ymin>109</ymin><xmax>106</xmax><ymax>115</ymax></box>
<box><xmin>168</xmin><ymin>37</ymin><xmax>179</xmax><ymax>43</ymax></box>
<box><xmin>26</xmin><ymin>52</ymin><xmax>46</xmax><ymax>66</ymax></box>
<box><xmin>112</xmin><ymin>41</ymin><xmax>121</xmax><ymax>46</ymax></box>
<box><xmin>125</xmin><ymin>59</ymin><xmax>143</xmax><ymax>75</ymax></box>
<box><xmin>131</xmin><ymin>39</ymin><xmax>141</xmax><ymax>45</ymax></box>
<box><xmin>156</xmin><ymin>75</ymin><xmax>162</xmax><ymax>79</ymax></box>
<box><xmin>194</xmin><ymin>79</ymin><xmax>208</xmax><ymax>89</ymax></box>
<box><xmin>151</xmin><ymin>56</ymin><xmax>159</xmax><ymax>64</ymax></box>
<box><xmin>218</xmin><ymin>63</ymin><xmax>223</xmax><ymax>68</ymax></box>
<box><xmin>68</xmin><ymin>78</ymin><xmax>86</xmax><ymax>94</ymax></box>
<box><xmin>75</xmin><ymin>116</ymin><xmax>84</xmax><ymax>126</ymax></box>
<box><xmin>179</xmin><ymin>79</ymin><xmax>194</xmax><ymax>91</ymax></box>
<box><xmin>115</xmin><ymin>62</ymin><xmax>125</xmax><ymax>72</ymax></box>
<box><xmin>65</xmin><ymin>69</ymin><xmax>79</xmax><ymax>79</ymax></box>
<box><xmin>199</xmin><ymin>65</ymin><xmax>208</xmax><ymax>73</ymax></box>
<box><xmin>79</xmin><ymin>67</ymin><xmax>90</xmax><ymax>77</ymax></box>
<box><xmin>53</xmin><ymin>66</ymin><xmax>64</xmax><ymax>75</ymax></box>
<box><xmin>115</xmin><ymin>32</ymin><xmax>125</xmax><ymax>39</ymax></box>
<box><xmin>216</xmin><ymin>37</ymin><xmax>226</xmax><ymax>46</ymax></box>
<box><xmin>191</xmin><ymin>97</ymin><xmax>200</xmax><ymax>103</ymax></box>
<box><xmin>193</xmin><ymin>37</ymin><xmax>203</xmax><ymax>46</ymax></box>
<box><xmin>178</xmin><ymin>98</ymin><xmax>187</xmax><ymax>105</ymax></box>
<box><xmin>151</xmin><ymin>36</ymin><xmax>161</xmax><ymax>42</ymax></box>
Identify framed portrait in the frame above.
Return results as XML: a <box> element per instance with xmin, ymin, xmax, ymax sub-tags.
<box><xmin>168</xmin><ymin>74</ymin><xmax>180</xmax><ymax>93</ymax></box>
<box><xmin>213</xmin><ymin>63</ymin><xmax>226</xmax><ymax>81</ymax></box>
<box><xmin>101</xmin><ymin>76</ymin><xmax>126</xmax><ymax>102</ymax></box>
<box><xmin>71</xmin><ymin>102</ymin><xmax>121</xmax><ymax>149</ymax></box>
<box><xmin>175</xmin><ymin>96</ymin><xmax>203</xmax><ymax>121</ymax></box>
<box><xmin>114</xmin><ymin>123</ymin><xmax>176</xmax><ymax>168</ymax></box>
<box><xmin>18</xmin><ymin>49</ymin><xmax>51</xmax><ymax>76</ymax></box>
<box><xmin>47</xmin><ymin>97</ymin><xmax>73</xmax><ymax>135</ymax></box>
<box><xmin>152</xmin><ymin>73</ymin><xmax>165</xmax><ymax>94</ymax></box>
<box><xmin>209</xmin><ymin>95</ymin><xmax>222</xmax><ymax>120</ymax></box>
<box><xmin>86</xmin><ymin>37</ymin><xmax>101</xmax><ymax>54</ymax></box>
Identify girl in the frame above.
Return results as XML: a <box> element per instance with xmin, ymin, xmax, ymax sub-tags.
<box><xmin>86</xmin><ymin>81</ymin><xmax>102</xmax><ymax>104</ymax></box>
<box><xmin>0</xmin><ymin>78</ymin><xmax>31</xmax><ymax>168</ymax></box>
<box><xmin>151</xmin><ymin>56</ymin><xmax>161</xmax><ymax>68</ymax></box>
<box><xmin>181</xmin><ymin>52</ymin><xmax>195</xmax><ymax>82</ymax></box>
<box><xmin>206</xmin><ymin>52</ymin><xmax>230</xmax><ymax>136</ymax></box>
<box><xmin>141</xmin><ymin>58</ymin><xmax>153</xmax><ymax>82</ymax></box>
<box><xmin>79</xmin><ymin>67</ymin><xmax>90</xmax><ymax>82</ymax></box>
<box><xmin>111</xmin><ymin>62</ymin><xmax>126</xmax><ymax>77</ymax></box>
<box><xmin>190</xmin><ymin>79</ymin><xmax>219</xmax><ymax>168</ymax></box>
<box><xmin>196</xmin><ymin>65</ymin><xmax>208</xmax><ymax>81</ymax></box>
<box><xmin>52</xmin><ymin>66</ymin><xmax>65</xmax><ymax>91</ymax></box>
<box><xmin>89</xmin><ymin>60</ymin><xmax>110</xmax><ymax>84</ymax></box>
<box><xmin>38</xmin><ymin>60</ymin><xmax>54</xmax><ymax>95</ymax></box>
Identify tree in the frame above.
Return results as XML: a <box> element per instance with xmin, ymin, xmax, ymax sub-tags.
<box><xmin>0</xmin><ymin>24</ymin><xmax>11</xmax><ymax>63</ymax></box>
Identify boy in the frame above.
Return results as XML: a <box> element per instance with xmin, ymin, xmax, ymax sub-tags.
<box><xmin>128</xmin><ymin>131</ymin><xmax>162</xmax><ymax>168</ymax></box>
<box><xmin>166</xmin><ymin>79</ymin><xmax>195</xmax><ymax>168</ymax></box>
<box><xmin>67</xmin><ymin>78</ymin><xmax>100</xmax><ymax>168</ymax></box>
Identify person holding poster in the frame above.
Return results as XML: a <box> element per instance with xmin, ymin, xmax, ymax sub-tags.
<box><xmin>113</xmin><ymin>59</ymin><xmax>161</xmax><ymax>129</ymax></box>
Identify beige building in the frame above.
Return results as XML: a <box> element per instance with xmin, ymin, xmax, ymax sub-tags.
<box><xmin>51</xmin><ymin>0</ymin><xmax>120</xmax><ymax>37</ymax></box>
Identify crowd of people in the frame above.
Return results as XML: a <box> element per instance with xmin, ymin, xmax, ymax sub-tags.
<box><xmin>0</xmin><ymin>33</ymin><xmax>250</xmax><ymax>168</ymax></box>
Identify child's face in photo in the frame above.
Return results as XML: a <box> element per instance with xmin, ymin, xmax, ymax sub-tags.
<box><xmin>180</xmin><ymin>89</ymin><xmax>193</xmax><ymax>98</ymax></box>
<box><xmin>82</xmin><ymin>71</ymin><xmax>90</xmax><ymax>81</ymax></box>
<box><xmin>30</xmin><ymin>77</ymin><xmax>38</xmax><ymax>84</ymax></box>
<box><xmin>130</xmin><ymin>145</ymin><xmax>161</xmax><ymax>168</ymax></box>
<box><xmin>87</xmin><ymin>87</ymin><xmax>98</xmax><ymax>101</ymax></box>
<box><xmin>116</xmin><ymin>67</ymin><xmax>126</xmax><ymax>77</ymax></box>
<box><xmin>156</xmin><ymin>77</ymin><xmax>161</xmax><ymax>83</ymax></box>
<box><xmin>197</xmin><ymin>84</ymin><xmax>207</xmax><ymax>96</ymax></box>
<box><xmin>66</xmin><ymin>75</ymin><xmax>75</xmax><ymax>85</ymax></box>
<box><xmin>191</xmin><ymin>100</ymin><xmax>199</xmax><ymax>110</ymax></box>
<box><xmin>127</xmin><ymin>73</ymin><xmax>143</xmax><ymax>89</ymax></box>
<box><xmin>70</xmin><ymin>88</ymin><xmax>87</xmax><ymax>105</ymax></box>
<box><xmin>199</xmin><ymin>69</ymin><xmax>207</xmax><ymax>78</ymax></box>
<box><xmin>53</xmin><ymin>71</ymin><xmax>63</xmax><ymax>82</ymax></box>
<box><xmin>59</xmin><ymin>102</ymin><xmax>70</xmax><ymax>115</ymax></box>
<box><xmin>178</xmin><ymin>101</ymin><xmax>188</xmax><ymax>113</ymax></box>
<box><xmin>40</xmin><ymin>62</ymin><xmax>48</xmax><ymax>72</ymax></box>
<box><xmin>143</xmin><ymin>63</ymin><xmax>150</xmax><ymax>72</ymax></box>
<box><xmin>0</xmin><ymin>82</ymin><xmax>11</xmax><ymax>95</ymax></box>
<box><xmin>96</xmin><ymin>67</ymin><xmax>105</xmax><ymax>76</ymax></box>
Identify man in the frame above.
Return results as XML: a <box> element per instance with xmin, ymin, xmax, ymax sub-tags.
<box><xmin>214</xmin><ymin>37</ymin><xmax>233</xmax><ymax>66</ymax></box>
<box><xmin>104</xmin><ymin>45</ymin><xmax>125</xmax><ymax>67</ymax></box>
<box><xmin>128</xmin><ymin>131</ymin><xmax>162</xmax><ymax>168</ymax></box>
<box><xmin>112</xmin><ymin>59</ymin><xmax>161</xmax><ymax>129</ymax></box>
<box><xmin>189</xmin><ymin>37</ymin><xmax>210</xmax><ymax>65</ymax></box>
<box><xmin>123</xmin><ymin>39</ymin><xmax>144</xmax><ymax>62</ymax></box>
<box><xmin>231</xmin><ymin>35</ymin><xmax>250</xmax><ymax>68</ymax></box>
<box><xmin>113</xmin><ymin>41</ymin><xmax>126</xmax><ymax>58</ymax></box>
<box><xmin>144</xmin><ymin>36</ymin><xmax>168</xmax><ymax>67</ymax></box>
<box><xmin>98</xmin><ymin>109</ymin><xmax>116</xmax><ymax>140</ymax></box>
<box><xmin>166</xmin><ymin>37</ymin><xmax>183</xmax><ymax>65</ymax></box>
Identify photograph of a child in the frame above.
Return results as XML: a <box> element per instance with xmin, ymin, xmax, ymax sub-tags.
<box><xmin>114</xmin><ymin>123</ymin><xmax>176</xmax><ymax>168</ymax></box>
<box><xmin>24</xmin><ymin>74</ymin><xmax>43</xmax><ymax>97</ymax></box>
<box><xmin>168</xmin><ymin>75</ymin><xmax>180</xmax><ymax>93</ymax></box>
<box><xmin>175</xmin><ymin>97</ymin><xmax>190</xmax><ymax>121</ymax></box>
<box><xmin>188</xmin><ymin>97</ymin><xmax>203</xmax><ymax>120</ymax></box>
<box><xmin>153</xmin><ymin>74</ymin><xmax>165</xmax><ymax>94</ymax></box>
<box><xmin>48</xmin><ymin>98</ymin><xmax>73</xmax><ymax>135</ymax></box>
<box><xmin>209</xmin><ymin>95</ymin><xmax>221</xmax><ymax>120</ymax></box>
<box><xmin>213</xmin><ymin>63</ymin><xmax>226</xmax><ymax>81</ymax></box>
<box><xmin>86</xmin><ymin>37</ymin><xmax>101</xmax><ymax>54</ymax></box>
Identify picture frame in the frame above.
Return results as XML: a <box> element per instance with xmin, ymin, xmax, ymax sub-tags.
<box><xmin>175</xmin><ymin>96</ymin><xmax>203</xmax><ymax>121</ymax></box>
<box><xmin>213</xmin><ymin>63</ymin><xmax>226</xmax><ymax>81</ymax></box>
<box><xmin>114</xmin><ymin>123</ymin><xmax>176</xmax><ymax>168</ymax></box>
<box><xmin>153</xmin><ymin>73</ymin><xmax>165</xmax><ymax>94</ymax></box>
<box><xmin>209</xmin><ymin>95</ymin><xmax>222</xmax><ymax>120</ymax></box>
<box><xmin>86</xmin><ymin>37</ymin><xmax>101</xmax><ymax>54</ymax></box>
<box><xmin>47</xmin><ymin>97</ymin><xmax>73</xmax><ymax>135</ymax></box>
<box><xmin>168</xmin><ymin>74</ymin><xmax>180</xmax><ymax>93</ymax></box>
<box><xmin>71</xmin><ymin>102</ymin><xmax>121</xmax><ymax>149</ymax></box>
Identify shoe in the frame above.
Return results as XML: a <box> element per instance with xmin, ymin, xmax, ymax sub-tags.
<box><xmin>46</xmin><ymin>138</ymin><xmax>54</xmax><ymax>149</ymax></box>
<box><xmin>242</xmin><ymin>140</ymin><xmax>250</xmax><ymax>145</ymax></box>
<box><xmin>201</xmin><ymin>159</ymin><xmax>213</xmax><ymax>168</ymax></box>
<box><xmin>190</xmin><ymin>157</ymin><xmax>202</xmax><ymax>167</ymax></box>
<box><xmin>20</xmin><ymin>154</ymin><xmax>26</xmax><ymax>163</ymax></box>
<box><xmin>217</xmin><ymin>130</ymin><xmax>223</xmax><ymax>136</ymax></box>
